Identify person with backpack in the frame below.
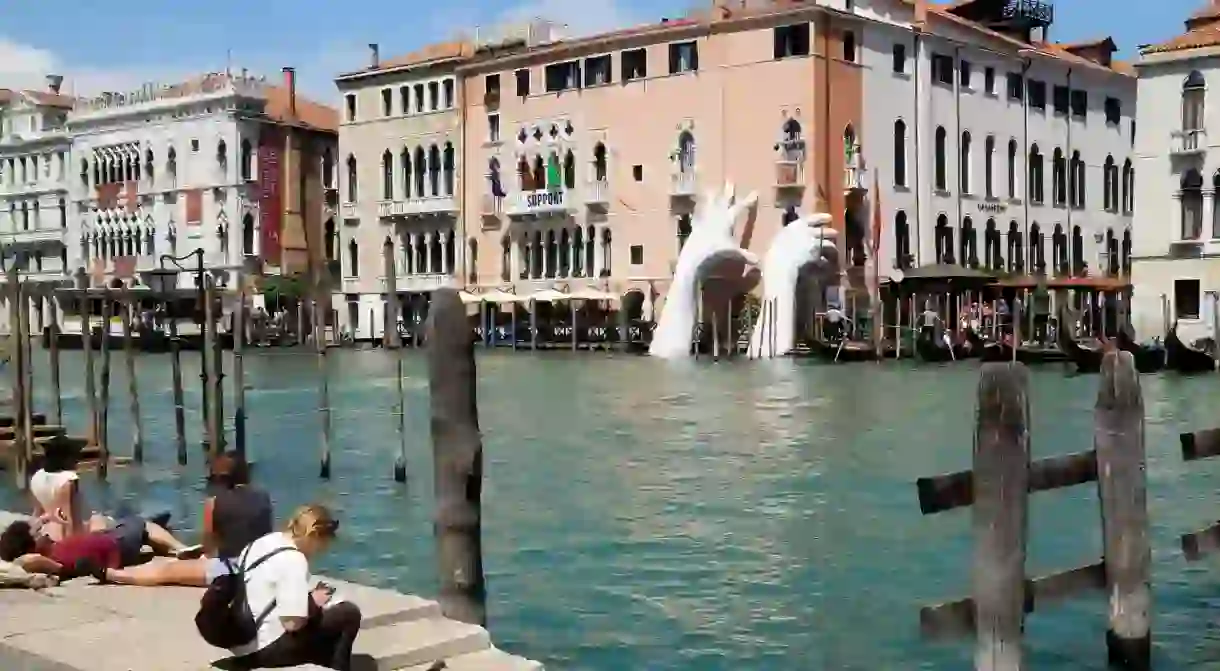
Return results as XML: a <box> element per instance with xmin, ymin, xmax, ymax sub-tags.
<box><xmin>198</xmin><ymin>504</ymin><xmax>362</xmax><ymax>671</ymax></box>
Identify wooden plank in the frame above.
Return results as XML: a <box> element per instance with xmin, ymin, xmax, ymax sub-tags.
<box><xmin>916</xmin><ymin>450</ymin><xmax>1098</xmax><ymax>515</ymax></box>
<box><xmin>426</xmin><ymin>288</ymin><xmax>487</xmax><ymax>627</ymax></box>
<box><xmin>1180</xmin><ymin>427</ymin><xmax>1220</xmax><ymax>461</ymax></box>
<box><xmin>1095</xmin><ymin>351</ymin><xmax>1151</xmax><ymax>670</ymax></box>
<box><xmin>1181</xmin><ymin>522</ymin><xmax>1220</xmax><ymax>561</ymax></box>
<box><xmin>972</xmin><ymin>362</ymin><xmax>1031</xmax><ymax>671</ymax></box>
<box><xmin>920</xmin><ymin>561</ymin><xmax>1106</xmax><ymax>640</ymax></box>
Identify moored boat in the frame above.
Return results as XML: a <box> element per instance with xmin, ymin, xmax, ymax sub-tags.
<box><xmin>1114</xmin><ymin>326</ymin><xmax>1166</xmax><ymax>373</ymax></box>
<box><xmin>1055</xmin><ymin>319</ymin><xmax>1105</xmax><ymax>374</ymax></box>
<box><xmin>1165</xmin><ymin>322</ymin><xmax>1216</xmax><ymax>374</ymax></box>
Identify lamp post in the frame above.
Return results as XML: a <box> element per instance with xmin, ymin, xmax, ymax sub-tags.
<box><xmin>155</xmin><ymin>248</ymin><xmax>209</xmax><ymax>458</ymax></box>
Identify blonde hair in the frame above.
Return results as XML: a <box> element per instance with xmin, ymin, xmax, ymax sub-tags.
<box><xmin>284</xmin><ymin>504</ymin><xmax>339</xmax><ymax>540</ymax></box>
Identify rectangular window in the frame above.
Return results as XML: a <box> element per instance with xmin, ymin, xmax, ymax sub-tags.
<box><xmin>775</xmin><ymin>24</ymin><xmax>812</xmax><ymax>59</ymax></box>
<box><xmin>1052</xmin><ymin>85</ymin><xmax>1069</xmax><ymax>115</ymax></box>
<box><xmin>959</xmin><ymin>60</ymin><xmax>972</xmax><ymax>88</ymax></box>
<box><xmin>584</xmin><ymin>55</ymin><xmax>612</xmax><ymax>86</ymax></box>
<box><xmin>669</xmin><ymin>41</ymin><xmax>698</xmax><ymax>74</ymax></box>
<box><xmin>345</xmin><ymin>94</ymin><xmax>356</xmax><ymax>121</ymax></box>
<box><xmin>381</xmin><ymin>89</ymin><xmax>392</xmax><ymax>116</ymax></box>
<box><xmin>413</xmin><ymin>84</ymin><xmax>424</xmax><ymax>113</ymax></box>
<box><xmin>630</xmin><ymin>245</ymin><xmax>644</xmax><ymax>265</ymax></box>
<box><xmin>515</xmin><ymin>69</ymin><xmax>530</xmax><ymax>97</ymax></box>
<box><xmin>399</xmin><ymin>87</ymin><xmax>409</xmax><ymax>114</ymax></box>
<box><xmin>428</xmin><ymin>81</ymin><xmax>439</xmax><ymax>111</ymax></box>
<box><xmin>1070</xmin><ymin>90</ymin><xmax>1087</xmax><ymax>119</ymax></box>
<box><xmin>544</xmin><ymin>61</ymin><xmax>581</xmax><ymax>92</ymax></box>
<box><xmin>1028</xmin><ymin>80</ymin><xmax>1046</xmax><ymax>110</ymax></box>
<box><xmin>622</xmin><ymin>49</ymin><xmax>647</xmax><ymax>81</ymax></box>
<box><xmin>488</xmin><ymin>113</ymin><xmax>500</xmax><ymax>143</ymax></box>
<box><xmin>1104</xmin><ymin>97</ymin><xmax>1121</xmax><ymax>125</ymax></box>
<box><xmin>485</xmin><ymin>74</ymin><xmax>500</xmax><ymax>95</ymax></box>
<box><xmin>1007</xmin><ymin>73</ymin><xmax>1023</xmax><ymax>101</ymax></box>
<box><xmin>892</xmin><ymin>43</ymin><xmax>906</xmax><ymax>74</ymax></box>
<box><xmin>984</xmin><ymin>67</ymin><xmax>996</xmax><ymax>94</ymax></box>
<box><xmin>932</xmin><ymin>54</ymin><xmax>954</xmax><ymax>85</ymax></box>
<box><xmin>443</xmin><ymin>79</ymin><xmax>454</xmax><ymax>108</ymax></box>
<box><xmin>1175</xmin><ymin>279</ymin><xmax>1201</xmax><ymax>320</ymax></box>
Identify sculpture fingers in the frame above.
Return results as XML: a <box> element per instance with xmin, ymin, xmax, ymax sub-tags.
<box><xmin>729</xmin><ymin>190</ymin><xmax>760</xmax><ymax>220</ymax></box>
<box><xmin>738</xmin><ymin>249</ymin><xmax>760</xmax><ymax>267</ymax></box>
<box><xmin>798</xmin><ymin>213</ymin><xmax>834</xmax><ymax>228</ymax></box>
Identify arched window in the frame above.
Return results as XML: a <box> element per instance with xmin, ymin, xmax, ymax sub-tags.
<box><xmin>1122</xmin><ymin>159</ymin><xmax>1134</xmax><ymax>214</ymax></box>
<box><xmin>586</xmin><ymin>224</ymin><xmax>596</xmax><ymax>275</ymax></box>
<box><xmin>242</xmin><ymin>213</ymin><xmax>255</xmax><ymax>256</ymax></box>
<box><xmin>382</xmin><ymin>150</ymin><xmax>394</xmax><ymax>200</ymax></box>
<box><xmin>844</xmin><ymin>124</ymin><xmax>857</xmax><ymax>166</ymax></box>
<box><xmin>1070</xmin><ymin>151</ymin><xmax>1085</xmax><ymax>208</ymax></box>
<box><xmin>558</xmin><ymin>228</ymin><xmax>571</xmax><ymax>277</ymax></box>
<box><xmin>1182</xmin><ymin>168</ymin><xmax>1204</xmax><ymax>240</ymax></box>
<box><xmin>500</xmin><ymin>235</ymin><xmax>511</xmax><ymax>282</ymax></box>
<box><xmin>325</xmin><ymin>219</ymin><xmax>336</xmax><ymax>261</ymax></box>
<box><xmin>239</xmin><ymin>140</ymin><xmax>253</xmax><ymax>181</ymax></box>
<box><xmin>1103</xmin><ymin>155</ymin><xmax>1117</xmax><ymax>211</ymax></box>
<box><xmin>58</xmin><ymin>198</ymin><xmax>66</xmax><ymax>229</ymax></box>
<box><xmin>414</xmin><ymin>147</ymin><xmax>426</xmax><ymax>196</ymax></box>
<box><xmin>601</xmin><ymin>228</ymin><xmax>612</xmax><ymax>276</ymax></box>
<box><xmin>544</xmin><ymin>230</ymin><xmax>557</xmax><ymax>278</ymax></box>
<box><xmin>983</xmin><ymin>135</ymin><xmax>995</xmax><ymax>197</ymax></box>
<box><xmin>1071</xmin><ymin>225</ymin><xmax>1085</xmax><ymax>275</ymax></box>
<box><xmin>843</xmin><ymin>31</ymin><xmax>856</xmax><ymax>62</ymax></box>
<box><xmin>167</xmin><ymin>147</ymin><xmax>177</xmax><ymax>184</ymax></box>
<box><xmin>935</xmin><ymin>214</ymin><xmax>954</xmax><ymax>263</ymax></box>
<box><xmin>1213</xmin><ymin>172</ymin><xmax>1220</xmax><ymax>238</ymax></box>
<box><xmin>960</xmin><ymin>216</ymin><xmax>977</xmax><ymax>268</ymax></box>
<box><xmin>677</xmin><ymin>131</ymin><xmax>695</xmax><ymax>173</ymax></box>
<box><xmin>468</xmin><ymin>238</ymin><xmax>478</xmax><ymax>283</ymax></box>
<box><xmin>345</xmin><ymin>155</ymin><xmax>358</xmax><ymax>202</ymax></box>
<box><xmin>1029</xmin><ymin>144</ymin><xmax>1043</xmax><ymax>203</ymax></box>
<box><xmin>1183</xmin><ymin>70</ymin><xmax>1206</xmax><ymax>133</ymax></box>
<box><xmin>532</xmin><ymin>155</ymin><xmax>545</xmax><ymax>189</ymax></box>
<box><xmin>517</xmin><ymin>156</ymin><xmax>531</xmax><ymax>190</ymax></box>
<box><xmin>401</xmin><ymin>147</ymin><xmax>412</xmax><ymax>198</ymax></box>
<box><xmin>593</xmin><ymin>143</ymin><xmax>608</xmax><ymax>182</ymax></box>
<box><xmin>347</xmin><ymin>239</ymin><xmax>359</xmax><ymax>277</ymax></box>
<box><xmin>960</xmin><ymin>131</ymin><xmax>972</xmax><ymax>193</ymax></box>
<box><xmin>934</xmin><ymin>126</ymin><xmax>947</xmax><ymax>191</ymax></box>
<box><xmin>1006</xmin><ymin>221</ymin><xmax>1022</xmax><ymax>272</ymax></box>
<box><xmin>1121</xmin><ymin>229</ymin><xmax>1132</xmax><ymax>275</ymax></box>
<box><xmin>1052</xmin><ymin>224</ymin><xmax>1067</xmax><ymax>274</ymax></box>
<box><xmin>428</xmin><ymin>145</ymin><xmax>441</xmax><ymax>196</ymax></box>
<box><xmin>322</xmin><ymin>147</ymin><xmax>334</xmax><ymax>188</ymax></box>
<box><xmin>894</xmin><ymin>211</ymin><xmax>911</xmax><ymax>269</ymax></box>
<box><xmin>217</xmin><ymin>140</ymin><xmax>228</xmax><ymax>169</ymax></box>
<box><xmin>985</xmin><ymin>219</ymin><xmax>1001</xmax><ymax>269</ymax></box>
<box><xmin>488</xmin><ymin>157</ymin><xmax>503</xmax><ymax>199</ymax></box>
<box><xmin>780</xmin><ymin>118</ymin><xmax>804</xmax><ymax>162</ymax></box>
<box><xmin>572</xmin><ymin>227</ymin><xmax>585</xmax><ymax>277</ymax></box>
<box><xmin>1052</xmin><ymin>148</ymin><xmax>1066</xmax><ymax>206</ymax></box>
<box><xmin>893</xmin><ymin>120</ymin><xmax>907</xmax><ymax>187</ymax></box>
<box><xmin>79</xmin><ymin>158</ymin><xmax>90</xmax><ymax>187</ymax></box>
<box><xmin>1106</xmin><ymin>228</ymin><xmax>1119</xmax><ymax>276</ymax></box>
<box><xmin>531</xmin><ymin>230</ymin><xmax>544</xmax><ymax>278</ymax></box>
<box><xmin>443</xmin><ymin>143</ymin><xmax>456</xmax><ymax>196</ymax></box>
<box><xmin>678</xmin><ymin>213</ymin><xmax>692</xmax><ymax>251</ymax></box>
<box><xmin>445</xmin><ymin>229</ymin><xmax>456</xmax><ymax>275</ymax></box>
<box><xmin>1029</xmin><ymin>223</ymin><xmax>1044</xmax><ymax>272</ymax></box>
<box><xmin>563</xmin><ymin>149</ymin><xmax>576</xmax><ymax>189</ymax></box>
<box><xmin>1007</xmin><ymin>139</ymin><xmax>1018</xmax><ymax>198</ymax></box>
<box><xmin>144</xmin><ymin>149</ymin><xmax>155</xmax><ymax>184</ymax></box>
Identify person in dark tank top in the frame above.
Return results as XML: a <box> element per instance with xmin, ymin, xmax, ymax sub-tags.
<box><xmin>83</xmin><ymin>452</ymin><xmax>275</xmax><ymax>588</ymax></box>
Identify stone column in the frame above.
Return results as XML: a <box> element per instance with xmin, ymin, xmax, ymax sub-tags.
<box><xmin>1208</xmin><ymin>189</ymin><xmax>1218</xmax><ymax>239</ymax></box>
<box><xmin>589</xmin><ymin>226</ymin><xmax>599</xmax><ymax>278</ymax></box>
<box><xmin>571</xmin><ymin>229</ymin><xmax>580</xmax><ymax>278</ymax></box>
<box><xmin>1172</xmin><ymin>193</ymin><xmax>1184</xmax><ymax>241</ymax></box>
<box><xmin>541</xmin><ymin>229</ymin><xmax>550</xmax><ymax>279</ymax></box>
<box><xmin>440</xmin><ymin>231</ymin><xmax>450</xmax><ymax>275</ymax></box>
<box><xmin>424</xmin><ymin>232</ymin><xmax>434</xmax><ymax>274</ymax></box>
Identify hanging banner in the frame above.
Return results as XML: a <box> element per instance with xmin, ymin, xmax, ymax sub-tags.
<box><xmin>185</xmin><ymin>189</ymin><xmax>203</xmax><ymax>226</ymax></box>
<box><xmin>258</xmin><ymin>127</ymin><xmax>284</xmax><ymax>266</ymax></box>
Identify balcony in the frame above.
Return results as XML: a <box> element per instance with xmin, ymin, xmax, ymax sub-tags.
<box><xmin>340</xmin><ymin>202</ymin><xmax>358</xmax><ymax>219</ymax></box>
<box><xmin>775</xmin><ymin>160</ymin><xmax>805</xmax><ymax>190</ymax></box>
<box><xmin>844</xmin><ymin>165</ymin><xmax>869</xmax><ymax>193</ymax></box>
<box><xmin>671</xmin><ymin>170</ymin><xmax>697</xmax><ymax>198</ymax></box>
<box><xmin>387</xmin><ymin>273</ymin><xmax>453</xmax><ymax>293</ymax></box>
<box><xmin>341</xmin><ymin>277</ymin><xmax>363</xmax><ymax>293</ymax></box>
<box><xmin>505</xmin><ymin>188</ymin><xmax>571</xmax><ymax>218</ymax></box>
<box><xmin>377</xmin><ymin>197</ymin><xmax>458</xmax><ymax>219</ymax></box>
<box><xmin>1171</xmin><ymin>129</ymin><xmax>1207</xmax><ymax>156</ymax></box>
<box><xmin>585</xmin><ymin>179</ymin><xmax>610</xmax><ymax>208</ymax></box>
<box><xmin>0</xmin><ymin>227</ymin><xmax>66</xmax><ymax>245</ymax></box>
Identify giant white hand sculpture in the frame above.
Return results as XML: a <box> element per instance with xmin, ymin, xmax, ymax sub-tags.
<box><xmin>747</xmin><ymin>212</ymin><xmax>839</xmax><ymax>359</ymax></box>
<box><xmin>649</xmin><ymin>183</ymin><xmax>759</xmax><ymax>359</ymax></box>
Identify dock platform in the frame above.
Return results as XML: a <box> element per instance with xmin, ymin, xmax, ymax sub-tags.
<box><xmin>0</xmin><ymin>511</ymin><xmax>542</xmax><ymax>671</ymax></box>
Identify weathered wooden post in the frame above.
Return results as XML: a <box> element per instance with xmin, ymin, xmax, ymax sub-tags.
<box><xmin>166</xmin><ymin>288</ymin><xmax>187</xmax><ymax>465</ymax></box>
<box><xmin>383</xmin><ymin>237</ymin><xmax>406</xmax><ymax>483</ymax></box>
<box><xmin>233</xmin><ymin>270</ymin><xmax>248</xmax><ymax>460</ymax></box>
<box><xmin>6</xmin><ymin>270</ymin><xmax>28</xmax><ymax>487</ymax></box>
<box><xmin>121</xmin><ymin>289</ymin><xmax>144</xmax><ymax>463</ymax></box>
<box><xmin>315</xmin><ymin>296</ymin><xmax>332</xmax><ymax>479</ymax></box>
<box><xmin>1094</xmin><ymin>351</ymin><xmax>1150</xmax><ymax>670</ymax></box>
<box><xmin>202</xmin><ymin>276</ymin><xmax>218</xmax><ymax>459</ymax></box>
<box><xmin>81</xmin><ymin>283</ymin><xmax>98</xmax><ymax>452</ymax></box>
<box><xmin>210</xmin><ymin>278</ymin><xmax>225</xmax><ymax>455</ymax></box>
<box><xmin>48</xmin><ymin>289</ymin><xmax>62</xmax><ymax>426</ymax></box>
<box><xmin>97</xmin><ymin>287</ymin><xmax>114</xmax><ymax>477</ymax></box>
<box><xmin>426</xmin><ymin>287</ymin><xmax>486</xmax><ymax>626</ymax></box>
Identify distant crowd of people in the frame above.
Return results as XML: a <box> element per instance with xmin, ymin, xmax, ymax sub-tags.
<box><xmin>0</xmin><ymin>442</ymin><xmax>362</xmax><ymax>670</ymax></box>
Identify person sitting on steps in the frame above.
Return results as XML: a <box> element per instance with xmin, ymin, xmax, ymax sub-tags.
<box><xmin>226</xmin><ymin>505</ymin><xmax>362</xmax><ymax>671</ymax></box>
<box><xmin>93</xmin><ymin>451</ymin><xmax>273</xmax><ymax>588</ymax></box>
<box><xmin>0</xmin><ymin>514</ymin><xmax>201</xmax><ymax>578</ymax></box>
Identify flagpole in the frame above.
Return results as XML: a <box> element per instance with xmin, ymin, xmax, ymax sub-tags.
<box><xmin>870</xmin><ymin>168</ymin><xmax>883</xmax><ymax>359</ymax></box>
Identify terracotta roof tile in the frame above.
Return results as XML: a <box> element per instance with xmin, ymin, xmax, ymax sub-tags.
<box><xmin>1142</xmin><ymin>23</ymin><xmax>1220</xmax><ymax>54</ymax></box>
<box><xmin>338</xmin><ymin>40</ymin><xmax>470</xmax><ymax>79</ymax></box>
<box><xmin>0</xmin><ymin>88</ymin><xmax>74</xmax><ymax>108</ymax></box>
<box><xmin>263</xmin><ymin>84</ymin><xmax>338</xmax><ymax>133</ymax></box>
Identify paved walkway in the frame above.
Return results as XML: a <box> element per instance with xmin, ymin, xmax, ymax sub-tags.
<box><xmin>0</xmin><ymin>512</ymin><xmax>542</xmax><ymax>671</ymax></box>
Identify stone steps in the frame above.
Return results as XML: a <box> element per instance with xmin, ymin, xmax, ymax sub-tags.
<box><xmin>402</xmin><ymin>648</ymin><xmax>544</xmax><ymax>671</ymax></box>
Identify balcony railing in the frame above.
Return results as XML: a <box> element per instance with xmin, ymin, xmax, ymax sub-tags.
<box><xmin>389</xmin><ymin>273</ymin><xmax>452</xmax><ymax>293</ymax></box>
<box><xmin>340</xmin><ymin>202</ymin><xmax>358</xmax><ymax>219</ymax></box>
<box><xmin>1171</xmin><ymin>129</ymin><xmax>1207</xmax><ymax>155</ymax></box>
<box><xmin>671</xmin><ymin>170</ymin><xmax>697</xmax><ymax>197</ymax></box>
<box><xmin>844</xmin><ymin>165</ymin><xmax>869</xmax><ymax>192</ymax></box>
<box><xmin>505</xmin><ymin>188</ymin><xmax>570</xmax><ymax>217</ymax></box>
<box><xmin>377</xmin><ymin>197</ymin><xmax>458</xmax><ymax>218</ymax></box>
<box><xmin>0</xmin><ymin>228</ymin><xmax>66</xmax><ymax>244</ymax></box>
<box><xmin>775</xmin><ymin>160</ymin><xmax>805</xmax><ymax>189</ymax></box>
<box><xmin>586</xmin><ymin>179</ymin><xmax>610</xmax><ymax>206</ymax></box>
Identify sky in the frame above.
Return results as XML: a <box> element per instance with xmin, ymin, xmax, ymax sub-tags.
<box><xmin>0</xmin><ymin>0</ymin><xmax>1209</xmax><ymax>104</ymax></box>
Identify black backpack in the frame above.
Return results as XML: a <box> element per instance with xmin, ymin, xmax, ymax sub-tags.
<box><xmin>195</xmin><ymin>545</ymin><xmax>298</xmax><ymax>649</ymax></box>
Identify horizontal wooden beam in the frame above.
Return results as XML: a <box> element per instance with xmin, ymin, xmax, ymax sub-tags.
<box><xmin>919</xmin><ymin>562</ymin><xmax>1105</xmax><ymax>640</ymax></box>
<box><xmin>1182</xmin><ymin>522</ymin><xmax>1220</xmax><ymax>561</ymax></box>
<box><xmin>1181</xmin><ymin>428</ymin><xmax>1220</xmax><ymax>462</ymax></box>
<box><xmin>916</xmin><ymin>450</ymin><xmax>1098</xmax><ymax>515</ymax></box>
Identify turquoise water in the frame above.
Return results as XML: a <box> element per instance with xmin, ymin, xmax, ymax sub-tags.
<box><xmin>4</xmin><ymin>349</ymin><xmax>1220</xmax><ymax>670</ymax></box>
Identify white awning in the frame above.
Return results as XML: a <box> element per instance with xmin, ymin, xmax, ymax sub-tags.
<box><xmin>528</xmin><ymin>288</ymin><xmax>569</xmax><ymax>303</ymax></box>
<box><xmin>479</xmin><ymin>289</ymin><xmax>527</xmax><ymax>303</ymax></box>
<box><xmin>567</xmin><ymin>287</ymin><xmax>619</xmax><ymax>302</ymax></box>
<box><xmin>457</xmin><ymin>291</ymin><xmax>482</xmax><ymax>305</ymax></box>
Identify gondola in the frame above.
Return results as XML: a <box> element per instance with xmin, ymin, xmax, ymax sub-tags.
<box><xmin>808</xmin><ymin>337</ymin><xmax>878</xmax><ymax>362</ymax></box>
<box><xmin>1056</xmin><ymin>321</ymin><xmax>1105</xmax><ymax>374</ymax></box>
<box><xmin>1114</xmin><ymin>325</ymin><xmax>1166</xmax><ymax>373</ymax></box>
<box><xmin>980</xmin><ymin>340</ymin><xmax>1069</xmax><ymax>364</ymax></box>
<box><xmin>1165</xmin><ymin>322</ymin><xmax>1216</xmax><ymax>374</ymax></box>
<box><xmin>915</xmin><ymin>327</ymin><xmax>983</xmax><ymax>362</ymax></box>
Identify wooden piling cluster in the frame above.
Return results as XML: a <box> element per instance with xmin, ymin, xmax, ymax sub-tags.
<box><xmin>914</xmin><ymin>353</ymin><xmax>1149</xmax><ymax>671</ymax></box>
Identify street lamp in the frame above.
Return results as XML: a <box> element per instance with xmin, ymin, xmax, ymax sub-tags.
<box><xmin>155</xmin><ymin>248</ymin><xmax>211</xmax><ymax>459</ymax></box>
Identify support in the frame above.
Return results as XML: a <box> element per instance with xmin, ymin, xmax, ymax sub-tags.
<box><xmin>210</xmin><ymin>279</ymin><xmax>225</xmax><ymax>455</ymax></box>
<box><xmin>234</xmin><ymin>277</ymin><xmax>247</xmax><ymax>459</ymax></box>
<box><xmin>167</xmin><ymin>292</ymin><xmax>187</xmax><ymax>465</ymax></box>
<box><xmin>98</xmin><ymin>289</ymin><xmax>114</xmax><ymax>479</ymax></box>
<box><xmin>121</xmin><ymin>290</ymin><xmax>144</xmax><ymax>464</ymax></box>
<box><xmin>426</xmin><ymin>287</ymin><xmax>487</xmax><ymax>626</ymax></box>
<box><xmin>383</xmin><ymin>237</ymin><xmax>406</xmax><ymax>483</ymax></box>
<box><xmin>48</xmin><ymin>292</ymin><xmax>62</xmax><ymax>426</ymax></box>
<box><xmin>7</xmin><ymin>271</ymin><xmax>28</xmax><ymax>487</ymax></box>
<box><xmin>82</xmin><ymin>291</ymin><xmax>98</xmax><ymax>451</ymax></box>
<box><xmin>315</xmin><ymin>297</ymin><xmax>332</xmax><ymax>479</ymax></box>
<box><xmin>202</xmin><ymin>278</ymin><xmax>218</xmax><ymax>460</ymax></box>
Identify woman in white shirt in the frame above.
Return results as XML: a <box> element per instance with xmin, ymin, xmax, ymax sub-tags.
<box><xmin>28</xmin><ymin>440</ymin><xmax>110</xmax><ymax>541</ymax></box>
<box><xmin>228</xmin><ymin>504</ymin><xmax>362</xmax><ymax>671</ymax></box>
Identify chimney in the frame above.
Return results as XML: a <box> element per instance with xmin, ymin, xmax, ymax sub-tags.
<box><xmin>282</xmin><ymin>67</ymin><xmax>297</xmax><ymax>116</ymax></box>
<box><xmin>369</xmin><ymin>43</ymin><xmax>380</xmax><ymax>69</ymax></box>
<box><xmin>46</xmin><ymin>74</ymin><xmax>63</xmax><ymax>94</ymax></box>
<box><xmin>914</xmin><ymin>0</ymin><xmax>928</xmax><ymax>30</ymax></box>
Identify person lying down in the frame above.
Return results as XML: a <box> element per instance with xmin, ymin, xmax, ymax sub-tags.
<box><xmin>0</xmin><ymin>514</ymin><xmax>201</xmax><ymax>578</ymax></box>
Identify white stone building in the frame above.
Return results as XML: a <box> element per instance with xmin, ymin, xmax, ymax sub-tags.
<box><xmin>334</xmin><ymin>42</ymin><xmax>466</xmax><ymax>341</ymax></box>
<box><xmin>857</xmin><ymin>0</ymin><xmax>1136</xmax><ymax>285</ymax></box>
<box><xmin>1130</xmin><ymin>0</ymin><xmax>1220</xmax><ymax>342</ymax></box>
<box><xmin>0</xmin><ymin>77</ymin><xmax>74</xmax><ymax>332</ymax></box>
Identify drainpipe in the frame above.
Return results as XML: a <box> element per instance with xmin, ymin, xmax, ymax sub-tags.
<box><xmin>912</xmin><ymin>32</ymin><xmax>923</xmax><ymax>267</ymax></box>
<box><xmin>1020</xmin><ymin>57</ymin><xmax>1031</xmax><ymax>265</ymax></box>
<box><xmin>953</xmin><ymin>46</ymin><xmax>963</xmax><ymax>266</ymax></box>
<box><xmin>1065</xmin><ymin>67</ymin><xmax>1073</xmax><ymax>277</ymax></box>
<box><xmin>459</xmin><ymin>71</ymin><xmax>468</xmax><ymax>289</ymax></box>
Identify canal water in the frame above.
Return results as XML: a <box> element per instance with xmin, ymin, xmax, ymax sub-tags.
<box><xmin>4</xmin><ymin>349</ymin><xmax>1220</xmax><ymax>670</ymax></box>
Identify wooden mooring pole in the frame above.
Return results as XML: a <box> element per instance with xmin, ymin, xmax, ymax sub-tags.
<box><xmin>201</xmin><ymin>277</ymin><xmax>218</xmax><ymax>460</ymax></box>
<box><xmin>915</xmin><ymin>352</ymin><xmax>1149</xmax><ymax>671</ymax></box>
<box><xmin>98</xmin><ymin>288</ymin><xmax>114</xmax><ymax>478</ymax></box>
<box><xmin>48</xmin><ymin>290</ymin><xmax>62</xmax><ymax>426</ymax></box>
<box><xmin>233</xmin><ymin>274</ymin><xmax>248</xmax><ymax>460</ymax></box>
<box><xmin>315</xmin><ymin>296</ymin><xmax>332</xmax><ymax>480</ymax></box>
<box><xmin>383</xmin><ymin>237</ymin><xmax>406</xmax><ymax>483</ymax></box>
<box><xmin>122</xmin><ymin>290</ymin><xmax>144</xmax><ymax>464</ymax></box>
<box><xmin>7</xmin><ymin>270</ymin><xmax>28</xmax><ymax>487</ymax></box>
<box><xmin>81</xmin><ymin>289</ymin><xmax>98</xmax><ymax>453</ymax></box>
<box><xmin>426</xmin><ymin>287</ymin><xmax>487</xmax><ymax>626</ymax></box>
<box><xmin>210</xmin><ymin>280</ymin><xmax>225</xmax><ymax>455</ymax></box>
<box><xmin>166</xmin><ymin>291</ymin><xmax>187</xmax><ymax>465</ymax></box>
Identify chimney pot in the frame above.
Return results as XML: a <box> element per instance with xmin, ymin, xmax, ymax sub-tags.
<box><xmin>46</xmin><ymin>74</ymin><xmax>64</xmax><ymax>94</ymax></box>
<box><xmin>282</xmin><ymin>67</ymin><xmax>297</xmax><ymax>116</ymax></box>
<box><xmin>369</xmin><ymin>43</ymin><xmax>380</xmax><ymax>68</ymax></box>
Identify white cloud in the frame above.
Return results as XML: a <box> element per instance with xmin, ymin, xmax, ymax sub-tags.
<box><xmin>494</xmin><ymin>0</ymin><xmax>646</xmax><ymax>37</ymax></box>
<box><xmin>0</xmin><ymin>37</ymin><xmax>184</xmax><ymax>96</ymax></box>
